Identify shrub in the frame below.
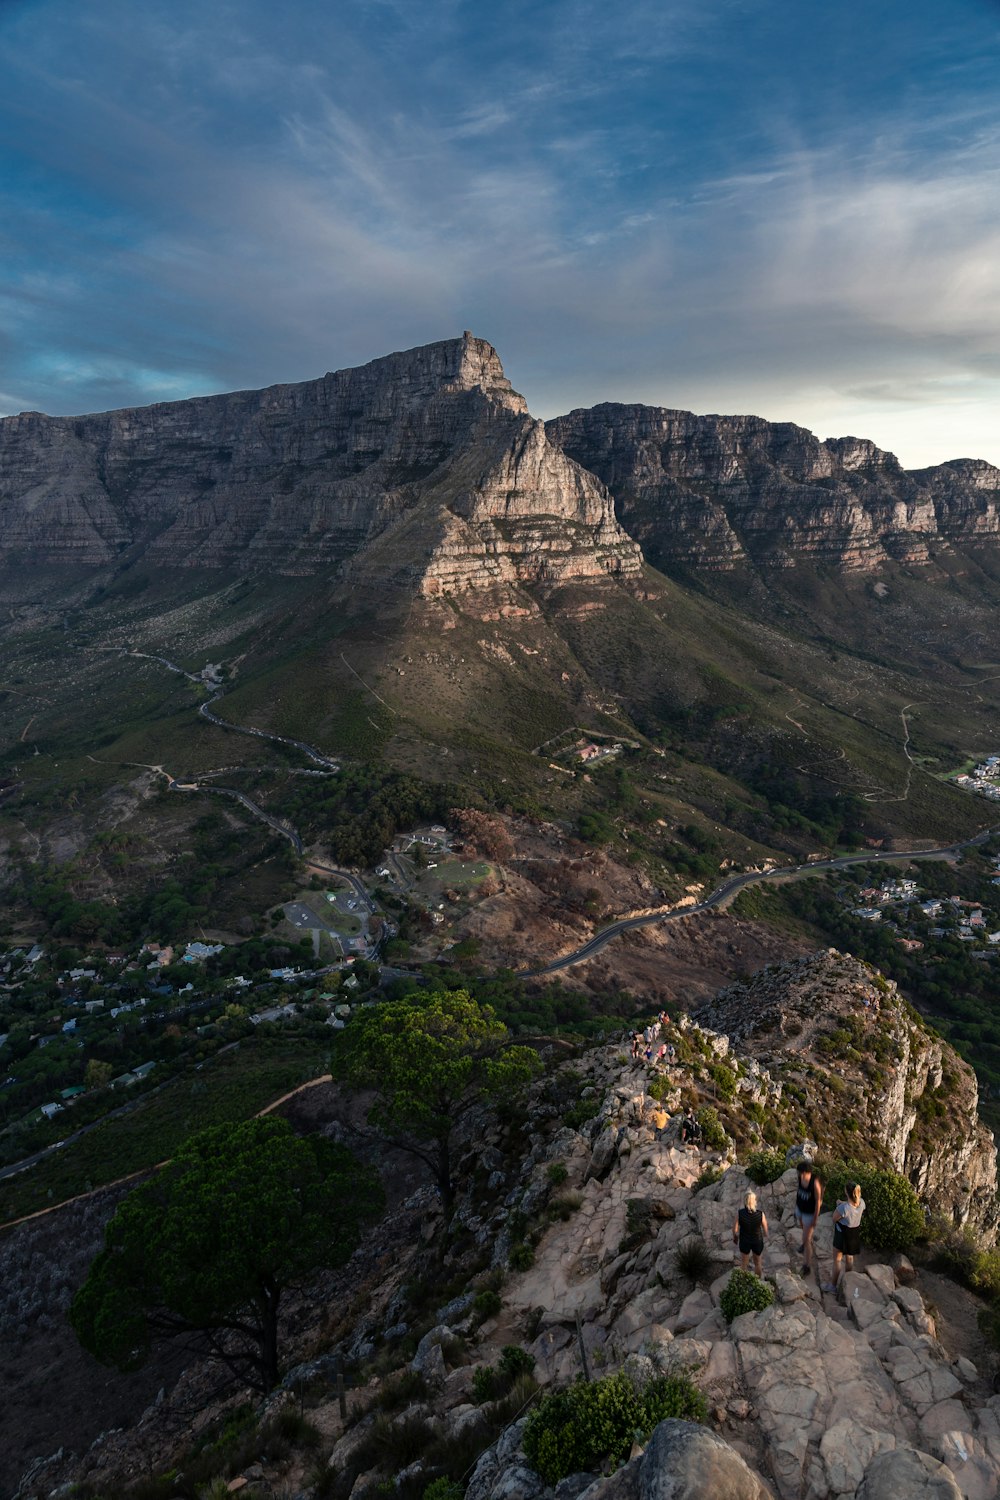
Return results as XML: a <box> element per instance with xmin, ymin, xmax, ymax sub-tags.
<box><xmin>377</xmin><ymin>1369</ymin><xmax>429</xmax><ymax>1411</ymax></box>
<box><xmin>509</xmin><ymin>1243</ymin><xmax>535</xmax><ymax>1272</ymax></box>
<box><xmin>745</xmin><ymin>1148</ymin><xmax>786</xmax><ymax>1185</ymax></box>
<box><xmin>693</xmin><ymin>1165</ymin><xmax>723</xmax><ymax>1192</ymax></box>
<box><xmin>932</xmin><ymin>1229</ymin><xmax>1000</xmax><ymax>1298</ymax></box>
<box><xmin>710</xmin><ymin>1063</ymin><xmax>738</xmax><ymax>1100</ymax></box>
<box><xmin>820</xmin><ymin>1159</ymin><xmax>924</xmax><ymax>1253</ymax></box>
<box><xmin>563</xmin><ymin>1099</ymin><xmax>599</xmax><ymax>1130</ymax></box>
<box><xmin>472</xmin><ymin>1345</ymin><xmax>536</xmax><ymax>1404</ymax></box>
<box><xmin>424</xmin><ymin>1482</ymin><xmax>463</xmax><ymax>1500</ymax></box>
<box><xmin>547</xmin><ymin>1192</ymin><xmax>583</xmax><ymax>1222</ymax></box>
<box><xmin>546</xmin><ymin>1162</ymin><xmax>569</xmax><ymax>1187</ymax></box>
<box><xmin>696</xmin><ymin>1106</ymin><xmax>727</xmax><ymax>1150</ymax></box>
<box><xmin>473</xmin><ymin>1288</ymin><xmax>502</xmax><ymax>1321</ymax></box>
<box><xmin>672</xmin><ymin>1239</ymin><xmax>713</xmax><ymax>1283</ymax></box>
<box><xmin>719</xmin><ymin>1269</ymin><xmax>775</xmax><ymax>1324</ymax></box>
<box><xmin>523</xmin><ymin>1371</ymin><xmax>706</xmax><ymax>1484</ymax></box>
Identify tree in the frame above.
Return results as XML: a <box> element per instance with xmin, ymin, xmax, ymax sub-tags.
<box><xmin>70</xmin><ymin>1117</ymin><xmax>383</xmax><ymax>1393</ymax></box>
<box><xmin>84</xmin><ymin>1058</ymin><xmax>113</xmax><ymax>1089</ymax></box>
<box><xmin>333</xmin><ymin>990</ymin><xmax>541</xmax><ymax>1217</ymax></box>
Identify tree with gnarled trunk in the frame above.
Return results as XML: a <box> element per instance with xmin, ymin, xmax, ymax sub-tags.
<box><xmin>332</xmin><ymin>990</ymin><xmax>541</xmax><ymax>1219</ymax></box>
<box><xmin>70</xmin><ymin>1117</ymin><xmax>383</xmax><ymax>1393</ymax></box>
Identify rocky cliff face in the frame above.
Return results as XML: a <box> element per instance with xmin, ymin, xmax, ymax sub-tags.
<box><xmin>694</xmin><ymin>950</ymin><xmax>999</xmax><ymax>1237</ymax></box>
<box><xmin>0</xmin><ymin>333</ymin><xmax>641</xmax><ymax>596</ymax></box>
<box><xmin>546</xmin><ymin>404</ymin><xmax>1000</xmax><ymax>572</ymax></box>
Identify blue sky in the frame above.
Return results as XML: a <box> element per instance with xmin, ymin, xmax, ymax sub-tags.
<box><xmin>1</xmin><ymin>0</ymin><xmax>998</xmax><ymax>466</ymax></box>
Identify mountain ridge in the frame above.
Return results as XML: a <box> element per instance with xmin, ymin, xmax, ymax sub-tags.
<box><xmin>3</xmin><ymin>334</ymin><xmax>999</xmax><ymax>592</ymax></box>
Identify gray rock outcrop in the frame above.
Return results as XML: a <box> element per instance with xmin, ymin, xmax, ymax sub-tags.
<box><xmin>0</xmin><ymin>333</ymin><xmax>641</xmax><ymax>596</ymax></box>
<box><xmin>547</xmin><ymin>403</ymin><xmax>1000</xmax><ymax>572</ymax></box>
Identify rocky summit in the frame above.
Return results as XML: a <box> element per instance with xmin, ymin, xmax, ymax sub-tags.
<box><xmin>2</xmin><ymin>333</ymin><xmax>999</xmax><ymax>601</ymax></box>
<box><xmin>17</xmin><ymin>965</ymin><xmax>1000</xmax><ymax>1500</ymax></box>
<box><xmin>0</xmin><ymin>333</ymin><xmax>640</xmax><ymax>597</ymax></box>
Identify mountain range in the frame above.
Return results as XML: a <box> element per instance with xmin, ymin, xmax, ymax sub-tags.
<box><xmin>3</xmin><ymin>331</ymin><xmax>998</xmax><ymax>589</ymax></box>
<box><xmin>3</xmin><ymin>333</ymin><xmax>1000</xmax><ymax>898</ymax></box>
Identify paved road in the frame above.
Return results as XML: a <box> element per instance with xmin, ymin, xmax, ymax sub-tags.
<box><xmin>199</xmin><ymin>694</ymin><xmax>339</xmax><ymax>770</ymax></box>
<box><xmin>523</xmin><ymin>828</ymin><xmax>998</xmax><ymax>977</ymax></box>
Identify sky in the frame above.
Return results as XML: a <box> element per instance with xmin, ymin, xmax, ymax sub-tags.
<box><xmin>1</xmin><ymin>0</ymin><xmax>998</xmax><ymax>468</ymax></box>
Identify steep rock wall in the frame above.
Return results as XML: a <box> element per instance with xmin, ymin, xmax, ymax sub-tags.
<box><xmin>547</xmin><ymin>403</ymin><xmax>1000</xmax><ymax>572</ymax></box>
<box><xmin>0</xmin><ymin>334</ymin><xmax>641</xmax><ymax>594</ymax></box>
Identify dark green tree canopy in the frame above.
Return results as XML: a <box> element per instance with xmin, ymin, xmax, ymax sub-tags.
<box><xmin>71</xmin><ymin>1116</ymin><xmax>383</xmax><ymax>1392</ymax></box>
<box><xmin>332</xmin><ymin>989</ymin><xmax>541</xmax><ymax>1215</ymax></box>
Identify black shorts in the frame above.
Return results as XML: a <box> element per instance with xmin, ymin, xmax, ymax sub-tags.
<box><xmin>739</xmin><ymin>1238</ymin><xmax>765</xmax><ymax>1256</ymax></box>
<box><xmin>834</xmin><ymin>1224</ymin><xmax>861</xmax><ymax>1256</ymax></box>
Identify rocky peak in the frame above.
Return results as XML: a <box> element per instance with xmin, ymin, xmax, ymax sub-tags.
<box><xmin>694</xmin><ymin>949</ymin><xmax>999</xmax><ymax>1238</ymax></box>
<box><xmin>0</xmin><ymin>335</ymin><xmax>639</xmax><ymax>598</ymax></box>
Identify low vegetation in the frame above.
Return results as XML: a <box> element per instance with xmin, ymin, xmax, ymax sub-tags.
<box><xmin>522</xmin><ymin>1370</ymin><xmax>707</xmax><ymax>1484</ymax></box>
<box><xmin>719</xmin><ymin>1268</ymin><xmax>776</xmax><ymax>1323</ymax></box>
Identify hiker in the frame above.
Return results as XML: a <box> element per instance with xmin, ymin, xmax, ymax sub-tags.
<box><xmin>825</xmin><ymin>1181</ymin><xmax>866</xmax><ymax>1293</ymax></box>
<box><xmin>732</xmin><ymin>1189</ymin><xmax>768</xmax><ymax>1276</ymax></box>
<box><xmin>631</xmin><ymin>1032</ymin><xmax>641</xmax><ymax>1062</ymax></box>
<box><xmin>680</xmin><ymin>1109</ymin><xmax>700</xmax><ymax>1146</ymax></box>
<box><xmin>656</xmin><ymin>1043</ymin><xmax>667</xmax><ymax>1066</ymax></box>
<box><xmin>794</xmin><ymin>1161</ymin><xmax>823</xmax><ymax>1277</ymax></box>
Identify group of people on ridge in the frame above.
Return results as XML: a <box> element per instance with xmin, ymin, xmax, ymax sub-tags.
<box><xmin>731</xmin><ymin>1161</ymin><xmax>866</xmax><ymax>1294</ymax></box>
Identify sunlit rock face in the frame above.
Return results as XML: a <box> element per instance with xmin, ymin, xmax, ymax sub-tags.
<box><xmin>547</xmin><ymin>404</ymin><xmax>1000</xmax><ymax>572</ymax></box>
<box><xmin>0</xmin><ymin>334</ymin><xmax>641</xmax><ymax>598</ymax></box>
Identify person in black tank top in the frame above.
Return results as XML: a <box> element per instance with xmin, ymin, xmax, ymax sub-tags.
<box><xmin>732</xmin><ymin>1189</ymin><xmax>769</xmax><ymax>1276</ymax></box>
<box><xmin>794</xmin><ymin>1162</ymin><xmax>823</xmax><ymax>1277</ymax></box>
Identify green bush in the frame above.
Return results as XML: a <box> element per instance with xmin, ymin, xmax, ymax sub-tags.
<box><xmin>932</xmin><ymin>1229</ymin><xmax>1000</xmax><ymax>1298</ymax></box>
<box><xmin>473</xmin><ymin>1288</ymin><xmax>502</xmax><ymax>1320</ymax></box>
<box><xmin>696</xmin><ymin>1106</ymin><xmax>727</xmax><ymax>1150</ymax></box>
<box><xmin>820</xmin><ymin>1158</ymin><xmax>924</xmax><ymax>1253</ymax></box>
<box><xmin>546</xmin><ymin>1162</ymin><xmax>569</xmax><ymax>1186</ymax></box>
<box><xmin>523</xmin><ymin>1371</ymin><xmax>707</xmax><ymax>1484</ymax></box>
<box><xmin>692</xmin><ymin>1164</ymin><xmax>723</xmax><ymax>1192</ymax></box>
<box><xmin>719</xmin><ymin>1269</ymin><xmax>775</xmax><ymax>1324</ymax></box>
<box><xmin>745</xmin><ymin>1148</ymin><xmax>786</xmax><ymax>1185</ymax></box>
<box><xmin>424</xmin><ymin>1481</ymin><xmax>463</xmax><ymax>1500</ymax></box>
<box><xmin>548</xmin><ymin>1192</ymin><xmax>583</xmax><ymax>1222</ymax></box>
<box><xmin>710</xmin><ymin>1063</ymin><xmax>738</xmax><ymax>1100</ymax></box>
<box><xmin>509</xmin><ymin>1242</ymin><xmax>535</xmax><ymax>1272</ymax></box>
<box><xmin>472</xmin><ymin>1345</ymin><xmax>536</xmax><ymax>1403</ymax></box>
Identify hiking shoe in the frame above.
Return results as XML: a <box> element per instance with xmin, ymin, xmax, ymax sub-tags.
<box><xmin>800</xmin><ymin>1262</ymin><xmax>811</xmax><ymax>1277</ymax></box>
<box><xmin>822</xmin><ymin>1282</ymin><xmax>836</xmax><ymax>1293</ymax></box>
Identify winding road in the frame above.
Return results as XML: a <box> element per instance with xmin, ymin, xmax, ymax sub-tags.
<box><xmin>523</xmin><ymin>828</ymin><xmax>998</xmax><ymax>977</ymax></box>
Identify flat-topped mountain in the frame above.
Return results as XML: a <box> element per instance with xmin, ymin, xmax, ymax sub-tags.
<box><xmin>4</xmin><ymin>334</ymin><xmax>999</xmax><ymax>598</ymax></box>
<box><xmin>546</xmin><ymin>403</ymin><xmax>1000</xmax><ymax>572</ymax></box>
<box><xmin>0</xmin><ymin>333</ymin><xmax>640</xmax><ymax>595</ymax></box>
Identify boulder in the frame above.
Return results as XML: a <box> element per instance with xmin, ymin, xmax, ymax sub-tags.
<box><xmin>865</xmin><ymin>1264</ymin><xmax>896</xmax><ymax>1298</ymax></box>
<box><xmin>587</xmin><ymin>1126</ymin><xmax>620</xmax><ymax>1182</ymax></box>
<box><xmin>819</xmin><ymin>1419</ymin><xmax>896</xmax><ymax>1496</ymax></box>
<box><xmin>890</xmin><ymin>1253</ymin><xmax>917</xmax><ymax>1286</ymax></box>
<box><xmin>854</xmin><ymin>1447</ymin><xmax>963</xmax><ymax>1499</ymax></box>
<box><xmin>410</xmin><ymin>1324</ymin><xmax>450</xmax><ymax>1383</ymax></box>
<box><xmin>639</xmin><ymin>1419</ymin><xmax>774</xmax><ymax>1499</ymax></box>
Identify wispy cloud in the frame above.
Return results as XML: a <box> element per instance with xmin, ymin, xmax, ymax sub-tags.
<box><xmin>0</xmin><ymin>0</ymin><xmax>997</xmax><ymax>465</ymax></box>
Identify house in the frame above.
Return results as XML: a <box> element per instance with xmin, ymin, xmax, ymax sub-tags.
<box><xmin>39</xmin><ymin>1102</ymin><xmax>63</xmax><ymax>1119</ymax></box>
<box><xmin>183</xmin><ymin>941</ymin><xmax>224</xmax><ymax>962</ymax></box>
<box><xmin>25</xmin><ymin>945</ymin><xmax>45</xmax><ymax>965</ymax></box>
<box><xmin>970</xmin><ymin>910</ymin><xmax>986</xmax><ymax>928</ymax></box>
<box><xmin>853</xmin><ymin>907</ymin><xmax>882</xmax><ymax>922</ymax></box>
<box><xmin>61</xmin><ymin>1085</ymin><xmax>85</xmax><ymax>1101</ymax></box>
<box><xmin>131</xmin><ymin>1062</ymin><xmax>157</xmax><ymax>1081</ymax></box>
<box><xmin>919</xmin><ymin>900</ymin><xmax>942</xmax><ymax>917</ymax></box>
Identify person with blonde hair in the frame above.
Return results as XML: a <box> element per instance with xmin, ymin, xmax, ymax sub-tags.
<box><xmin>732</xmin><ymin>1188</ymin><xmax>768</xmax><ymax>1276</ymax></box>
<box><xmin>825</xmin><ymin>1181</ymin><xmax>866</xmax><ymax>1293</ymax></box>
